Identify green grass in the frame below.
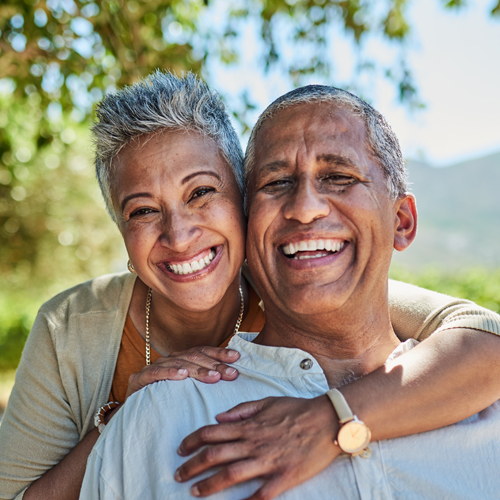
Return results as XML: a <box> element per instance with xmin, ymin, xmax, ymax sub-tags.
<box><xmin>389</xmin><ymin>266</ymin><xmax>500</xmax><ymax>314</ymax></box>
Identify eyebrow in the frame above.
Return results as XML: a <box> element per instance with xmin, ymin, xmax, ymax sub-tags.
<box><xmin>317</xmin><ymin>154</ymin><xmax>357</xmax><ymax>168</ymax></box>
<box><xmin>121</xmin><ymin>192</ymin><xmax>152</xmax><ymax>212</ymax></box>
<box><xmin>181</xmin><ymin>170</ymin><xmax>221</xmax><ymax>185</ymax></box>
<box><xmin>258</xmin><ymin>161</ymin><xmax>290</xmax><ymax>176</ymax></box>
<box><xmin>258</xmin><ymin>155</ymin><xmax>357</xmax><ymax>177</ymax></box>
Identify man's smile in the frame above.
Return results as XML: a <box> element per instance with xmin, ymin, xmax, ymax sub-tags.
<box><xmin>277</xmin><ymin>238</ymin><xmax>350</xmax><ymax>271</ymax></box>
<box><xmin>281</xmin><ymin>238</ymin><xmax>346</xmax><ymax>259</ymax></box>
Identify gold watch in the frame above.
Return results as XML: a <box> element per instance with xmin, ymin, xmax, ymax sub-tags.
<box><xmin>326</xmin><ymin>388</ymin><xmax>371</xmax><ymax>458</ymax></box>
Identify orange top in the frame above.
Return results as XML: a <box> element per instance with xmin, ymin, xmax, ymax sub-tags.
<box><xmin>109</xmin><ymin>286</ymin><xmax>266</xmax><ymax>404</ymax></box>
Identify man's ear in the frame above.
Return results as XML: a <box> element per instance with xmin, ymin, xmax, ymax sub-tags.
<box><xmin>393</xmin><ymin>194</ymin><xmax>417</xmax><ymax>252</ymax></box>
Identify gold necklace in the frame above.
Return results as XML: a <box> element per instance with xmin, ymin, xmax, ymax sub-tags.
<box><xmin>145</xmin><ymin>285</ymin><xmax>245</xmax><ymax>366</ymax></box>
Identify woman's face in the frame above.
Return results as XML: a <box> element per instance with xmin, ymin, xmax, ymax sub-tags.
<box><xmin>113</xmin><ymin>130</ymin><xmax>246</xmax><ymax>311</ymax></box>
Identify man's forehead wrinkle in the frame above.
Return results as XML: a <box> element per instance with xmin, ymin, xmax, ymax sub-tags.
<box><xmin>259</xmin><ymin>160</ymin><xmax>290</xmax><ymax>176</ymax></box>
<box><xmin>316</xmin><ymin>153</ymin><xmax>357</xmax><ymax>168</ymax></box>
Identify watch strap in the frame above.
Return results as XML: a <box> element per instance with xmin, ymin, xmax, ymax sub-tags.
<box><xmin>326</xmin><ymin>388</ymin><xmax>354</xmax><ymax>424</ymax></box>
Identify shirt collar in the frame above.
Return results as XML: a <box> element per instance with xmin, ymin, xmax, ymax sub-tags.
<box><xmin>228</xmin><ymin>332</ymin><xmax>326</xmax><ymax>378</ymax></box>
<box><xmin>228</xmin><ymin>333</ymin><xmax>419</xmax><ymax>380</ymax></box>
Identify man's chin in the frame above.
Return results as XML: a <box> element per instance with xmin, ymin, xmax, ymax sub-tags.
<box><xmin>272</xmin><ymin>284</ymin><xmax>352</xmax><ymax>317</ymax></box>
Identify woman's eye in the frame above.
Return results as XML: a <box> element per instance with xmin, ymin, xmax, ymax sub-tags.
<box><xmin>190</xmin><ymin>187</ymin><xmax>214</xmax><ymax>200</ymax></box>
<box><xmin>130</xmin><ymin>208</ymin><xmax>154</xmax><ymax>218</ymax></box>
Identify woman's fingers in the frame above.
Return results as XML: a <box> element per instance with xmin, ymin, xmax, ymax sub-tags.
<box><xmin>197</xmin><ymin>347</ymin><xmax>240</xmax><ymax>364</ymax></box>
<box><xmin>179</xmin><ymin>399</ymin><xmax>269</xmax><ymax>456</ymax></box>
<box><xmin>125</xmin><ymin>347</ymin><xmax>240</xmax><ymax>399</ymax></box>
<box><xmin>177</xmin><ymin>396</ymin><xmax>342</xmax><ymax>499</ymax></box>
<box><xmin>175</xmin><ymin>442</ymin><xmax>248</xmax><ymax>483</ymax></box>
<box><xmin>167</xmin><ymin>347</ymin><xmax>240</xmax><ymax>381</ymax></box>
<box><xmin>189</xmin><ymin>459</ymin><xmax>267</xmax><ymax>498</ymax></box>
<box><xmin>125</xmin><ymin>365</ymin><xmax>191</xmax><ymax>399</ymax></box>
<box><xmin>171</xmin><ymin>346</ymin><xmax>240</xmax><ymax>367</ymax></box>
<box><xmin>216</xmin><ymin>399</ymin><xmax>267</xmax><ymax>423</ymax></box>
<box><xmin>177</xmin><ymin>422</ymin><xmax>245</xmax><ymax>457</ymax></box>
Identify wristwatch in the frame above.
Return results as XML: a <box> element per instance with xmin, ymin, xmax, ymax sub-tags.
<box><xmin>326</xmin><ymin>388</ymin><xmax>371</xmax><ymax>458</ymax></box>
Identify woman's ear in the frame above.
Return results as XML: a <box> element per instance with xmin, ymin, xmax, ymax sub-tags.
<box><xmin>393</xmin><ymin>194</ymin><xmax>417</xmax><ymax>252</ymax></box>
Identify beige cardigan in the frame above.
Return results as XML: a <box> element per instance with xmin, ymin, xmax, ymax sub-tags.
<box><xmin>1</xmin><ymin>272</ymin><xmax>499</xmax><ymax>500</ymax></box>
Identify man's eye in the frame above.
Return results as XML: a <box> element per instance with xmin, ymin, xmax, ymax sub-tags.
<box><xmin>322</xmin><ymin>174</ymin><xmax>357</xmax><ymax>185</ymax></box>
<box><xmin>190</xmin><ymin>187</ymin><xmax>214</xmax><ymax>200</ymax></box>
<box><xmin>262</xmin><ymin>178</ymin><xmax>292</xmax><ymax>191</ymax></box>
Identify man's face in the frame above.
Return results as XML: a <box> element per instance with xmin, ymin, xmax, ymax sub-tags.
<box><xmin>246</xmin><ymin>102</ymin><xmax>414</xmax><ymax>317</ymax></box>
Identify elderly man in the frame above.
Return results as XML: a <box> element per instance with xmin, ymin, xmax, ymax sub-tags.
<box><xmin>80</xmin><ymin>86</ymin><xmax>500</xmax><ymax>500</ymax></box>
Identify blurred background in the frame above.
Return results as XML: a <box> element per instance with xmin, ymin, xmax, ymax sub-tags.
<box><xmin>1</xmin><ymin>0</ymin><xmax>499</xmax><ymax>413</ymax></box>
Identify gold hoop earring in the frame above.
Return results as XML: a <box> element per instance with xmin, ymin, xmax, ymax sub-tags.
<box><xmin>127</xmin><ymin>260</ymin><xmax>136</xmax><ymax>274</ymax></box>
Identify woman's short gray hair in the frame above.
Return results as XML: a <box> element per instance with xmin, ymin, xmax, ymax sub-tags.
<box><xmin>245</xmin><ymin>85</ymin><xmax>407</xmax><ymax>203</ymax></box>
<box><xmin>93</xmin><ymin>70</ymin><xmax>244</xmax><ymax>223</ymax></box>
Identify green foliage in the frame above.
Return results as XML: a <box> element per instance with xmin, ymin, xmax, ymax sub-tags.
<box><xmin>0</xmin><ymin>90</ymin><xmax>124</xmax><ymax>296</ymax></box>
<box><xmin>492</xmin><ymin>0</ymin><xmax>500</xmax><ymax>16</ymax></box>
<box><xmin>0</xmin><ymin>0</ymin><xmax>432</xmax><ymax>125</ymax></box>
<box><xmin>389</xmin><ymin>266</ymin><xmax>500</xmax><ymax>314</ymax></box>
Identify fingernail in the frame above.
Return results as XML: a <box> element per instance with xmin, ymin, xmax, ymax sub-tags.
<box><xmin>177</xmin><ymin>446</ymin><xmax>183</xmax><ymax>456</ymax></box>
<box><xmin>225</xmin><ymin>367</ymin><xmax>237</xmax><ymax>376</ymax></box>
<box><xmin>208</xmin><ymin>370</ymin><xmax>219</xmax><ymax>377</ymax></box>
<box><xmin>174</xmin><ymin>469</ymin><xmax>181</xmax><ymax>481</ymax></box>
<box><xmin>227</xmin><ymin>350</ymin><xmax>238</xmax><ymax>357</ymax></box>
<box><xmin>178</xmin><ymin>369</ymin><xmax>188</xmax><ymax>376</ymax></box>
<box><xmin>191</xmin><ymin>485</ymin><xmax>200</xmax><ymax>497</ymax></box>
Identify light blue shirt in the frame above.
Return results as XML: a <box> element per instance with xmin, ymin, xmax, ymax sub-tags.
<box><xmin>81</xmin><ymin>334</ymin><xmax>500</xmax><ymax>500</ymax></box>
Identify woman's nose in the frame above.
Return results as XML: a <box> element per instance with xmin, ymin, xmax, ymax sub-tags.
<box><xmin>283</xmin><ymin>177</ymin><xmax>330</xmax><ymax>224</ymax></box>
<box><xmin>158</xmin><ymin>210</ymin><xmax>202</xmax><ymax>252</ymax></box>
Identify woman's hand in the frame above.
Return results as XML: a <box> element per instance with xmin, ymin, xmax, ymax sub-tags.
<box><xmin>175</xmin><ymin>395</ymin><xmax>341</xmax><ymax>500</ymax></box>
<box><xmin>125</xmin><ymin>347</ymin><xmax>240</xmax><ymax>400</ymax></box>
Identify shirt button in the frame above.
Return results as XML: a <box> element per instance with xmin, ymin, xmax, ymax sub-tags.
<box><xmin>300</xmin><ymin>358</ymin><xmax>313</xmax><ymax>370</ymax></box>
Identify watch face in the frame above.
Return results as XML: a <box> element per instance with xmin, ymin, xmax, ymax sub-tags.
<box><xmin>338</xmin><ymin>420</ymin><xmax>371</xmax><ymax>454</ymax></box>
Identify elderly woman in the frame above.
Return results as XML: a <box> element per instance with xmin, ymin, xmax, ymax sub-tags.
<box><xmin>0</xmin><ymin>72</ymin><xmax>499</xmax><ymax>500</ymax></box>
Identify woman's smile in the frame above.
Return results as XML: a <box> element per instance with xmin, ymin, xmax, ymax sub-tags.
<box><xmin>159</xmin><ymin>244</ymin><xmax>224</xmax><ymax>281</ymax></box>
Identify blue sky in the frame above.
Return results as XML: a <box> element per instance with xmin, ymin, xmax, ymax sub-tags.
<box><xmin>208</xmin><ymin>0</ymin><xmax>500</xmax><ymax>166</ymax></box>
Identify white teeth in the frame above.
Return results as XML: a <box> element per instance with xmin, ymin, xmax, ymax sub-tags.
<box><xmin>298</xmin><ymin>252</ymin><xmax>329</xmax><ymax>260</ymax></box>
<box><xmin>281</xmin><ymin>239</ymin><xmax>345</xmax><ymax>258</ymax></box>
<box><xmin>168</xmin><ymin>249</ymin><xmax>217</xmax><ymax>275</ymax></box>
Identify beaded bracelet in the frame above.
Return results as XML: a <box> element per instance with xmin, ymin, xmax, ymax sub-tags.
<box><xmin>94</xmin><ymin>402</ymin><xmax>120</xmax><ymax>434</ymax></box>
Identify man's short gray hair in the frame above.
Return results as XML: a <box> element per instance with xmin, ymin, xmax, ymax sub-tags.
<box><xmin>92</xmin><ymin>70</ymin><xmax>244</xmax><ymax>223</ymax></box>
<box><xmin>245</xmin><ymin>85</ymin><xmax>407</xmax><ymax>203</ymax></box>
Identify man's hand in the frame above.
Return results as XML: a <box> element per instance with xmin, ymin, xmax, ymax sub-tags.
<box><xmin>175</xmin><ymin>395</ymin><xmax>341</xmax><ymax>500</ymax></box>
<box><xmin>125</xmin><ymin>347</ymin><xmax>240</xmax><ymax>400</ymax></box>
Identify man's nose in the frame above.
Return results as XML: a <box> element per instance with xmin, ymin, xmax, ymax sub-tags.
<box><xmin>158</xmin><ymin>209</ymin><xmax>202</xmax><ymax>252</ymax></box>
<box><xmin>283</xmin><ymin>177</ymin><xmax>330</xmax><ymax>224</ymax></box>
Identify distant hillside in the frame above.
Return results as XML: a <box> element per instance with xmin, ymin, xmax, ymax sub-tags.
<box><xmin>390</xmin><ymin>151</ymin><xmax>500</xmax><ymax>271</ymax></box>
